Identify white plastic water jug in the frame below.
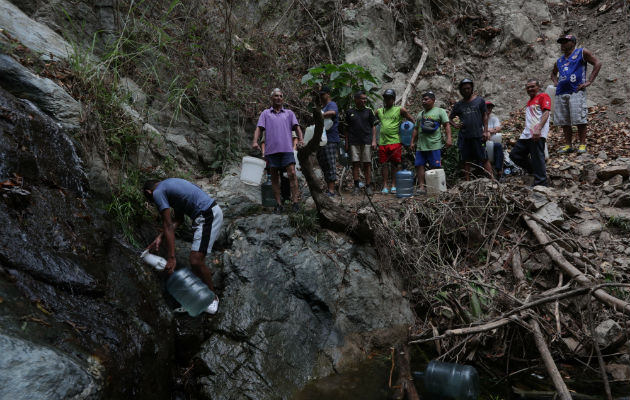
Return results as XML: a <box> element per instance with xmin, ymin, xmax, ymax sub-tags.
<box><xmin>166</xmin><ymin>268</ymin><xmax>216</xmax><ymax>317</ymax></box>
<box><xmin>485</xmin><ymin>140</ymin><xmax>494</xmax><ymax>163</ymax></box>
<box><xmin>490</xmin><ymin>133</ymin><xmax>502</xmax><ymax>144</ymax></box>
<box><xmin>240</xmin><ymin>156</ymin><xmax>266</xmax><ymax>186</ymax></box>
<box><xmin>304</xmin><ymin>124</ymin><xmax>328</xmax><ymax>146</ymax></box>
<box><xmin>545</xmin><ymin>85</ymin><xmax>556</xmax><ymax>122</ymax></box>
<box><xmin>140</xmin><ymin>250</ymin><xmax>166</xmax><ymax>271</ymax></box>
<box><xmin>425</xmin><ymin>169</ymin><xmax>447</xmax><ymax>195</ymax></box>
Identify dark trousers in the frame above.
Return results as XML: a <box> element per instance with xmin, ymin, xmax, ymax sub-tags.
<box><xmin>510</xmin><ymin>138</ymin><xmax>547</xmax><ymax>186</ymax></box>
<box><xmin>493</xmin><ymin>142</ymin><xmax>504</xmax><ymax>172</ymax></box>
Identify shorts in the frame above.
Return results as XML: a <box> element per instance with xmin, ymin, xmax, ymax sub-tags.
<box><xmin>191</xmin><ymin>202</ymin><xmax>223</xmax><ymax>254</ymax></box>
<box><xmin>414</xmin><ymin>150</ymin><xmax>441</xmax><ymax>168</ymax></box>
<box><xmin>554</xmin><ymin>91</ymin><xmax>587</xmax><ymax>126</ymax></box>
<box><xmin>317</xmin><ymin>142</ymin><xmax>338</xmax><ymax>182</ymax></box>
<box><xmin>350</xmin><ymin>144</ymin><xmax>372</xmax><ymax>163</ymax></box>
<box><xmin>266</xmin><ymin>152</ymin><xmax>296</xmax><ymax>169</ymax></box>
<box><xmin>378</xmin><ymin>143</ymin><xmax>402</xmax><ymax>164</ymax></box>
<box><xmin>459</xmin><ymin>137</ymin><xmax>487</xmax><ymax>162</ymax></box>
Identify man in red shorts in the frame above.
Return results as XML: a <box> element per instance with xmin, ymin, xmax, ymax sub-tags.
<box><xmin>375</xmin><ymin>89</ymin><xmax>414</xmax><ymax>194</ymax></box>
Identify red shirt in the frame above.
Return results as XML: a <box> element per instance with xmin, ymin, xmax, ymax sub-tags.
<box><xmin>521</xmin><ymin>93</ymin><xmax>551</xmax><ymax>139</ymax></box>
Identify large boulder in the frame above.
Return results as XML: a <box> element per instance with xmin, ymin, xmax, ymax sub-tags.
<box><xmin>0</xmin><ymin>54</ymin><xmax>81</xmax><ymax>130</ymax></box>
<box><xmin>0</xmin><ymin>0</ymin><xmax>73</xmax><ymax>60</ymax></box>
<box><xmin>195</xmin><ymin>213</ymin><xmax>414</xmax><ymax>399</ymax></box>
<box><xmin>0</xmin><ymin>334</ymin><xmax>98</xmax><ymax>400</ymax></box>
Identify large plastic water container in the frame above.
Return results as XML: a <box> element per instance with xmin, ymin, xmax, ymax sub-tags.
<box><xmin>545</xmin><ymin>85</ymin><xmax>556</xmax><ymax>122</ymax></box>
<box><xmin>399</xmin><ymin>121</ymin><xmax>414</xmax><ymax>146</ymax></box>
<box><xmin>425</xmin><ymin>169</ymin><xmax>446</xmax><ymax>195</ymax></box>
<box><xmin>240</xmin><ymin>156</ymin><xmax>266</xmax><ymax>186</ymax></box>
<box><xmin>261</xmin><ymin>175</ymin><xmax>276</xmax><ymax>207</ymax></box>
<box><xmin>485</xmin><ymin>140</ymin><xmax>494</xmax><ymax>163</ymax></box>
<box><xmin>166</xmin><ymin>268</ymin><xmax>216</xmax><ymax>317</ymax></box>
<box><xmin>414</xmin><ymin>361</ymin><xmax>479</xmax><ymax>400</ymax></box>
<box><xmin>395</xmin><ymin>169</ymin><xmax>414</xmax><ymax>198</ymax></box>
<box><xmin>303</xmin><ymin>124</ymin><xmax>328</xmax><ymax>146</ymax></box>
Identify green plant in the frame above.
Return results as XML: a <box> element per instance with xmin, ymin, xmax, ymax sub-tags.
<box><xmin>301</xmin><ymin>63</ymin><xmax>381</xmax><ymax>112</ymax></box>
<box><xmin>106</xmin><ymin>170</ymin><xmax>149</xmax><ymax>245</ymax></box>
<box><xmin>289</xmin><ymin>207</ymin><xmax>320</xmax><ymax>234</ymax></box>
<box><xmin>607</xmin><ymin>216</ymin><xmax>630</xmax><ymax>233</ymax></box>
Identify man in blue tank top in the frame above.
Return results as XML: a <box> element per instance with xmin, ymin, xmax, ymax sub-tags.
<box><xmin>143</xmin><ymin>178</ymin><xmax>223</xmax><ymax>314</ymax></box>
<box><xmin>550</xmin><ymin>34</ymin><xmax>601</xmax><ymax>154</ymax></box>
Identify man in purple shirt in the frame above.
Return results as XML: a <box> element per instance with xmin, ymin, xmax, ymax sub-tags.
<box><xmin>252</xmin><ymin>88</ymin><xmax>304</xmax><ymax>213</ymax></box>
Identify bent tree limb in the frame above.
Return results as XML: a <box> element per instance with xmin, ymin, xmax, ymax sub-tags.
<box><xmin>297</xmin><ymin>103</ymin><xmax>374</xmax><ymax>240</ymax></box>
<box><xmin>392</xmin><ymin>344</ymin><xmax>420</xmax><ymax>400</ymax></box>
<box><xmin>524</xmin><ymin>215</ymin><xmax>630</xmax><ymax>315</ymax></box>
<box><xmin>399</xmin><ymin>37</ymin><xmax>429</xmax><ymax>108</ymax></box>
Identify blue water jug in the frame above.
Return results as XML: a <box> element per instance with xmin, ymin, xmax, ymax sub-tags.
<box><xmin>395</xmin><ymin>169</ymin><xmax>414</xmax><ymax>198</ymax></box>
<box><xmin>399</xmin><ymin>121</ymin><xmax>414</xmax><ymax>146</ymax></box>
<box><xmin>166</xmin><ymin>268</ymin><xmax>216</xmax><ymax>317</ymax></box>
<box><xmin>413</xmin><ymin>361</ymin><xmax>479</xmax><ymax>400</ymax></box>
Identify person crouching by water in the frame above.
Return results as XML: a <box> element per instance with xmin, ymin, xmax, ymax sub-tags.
<box><xmin>509</xmin><ymin>79</ymin><xmax>551</xmax><ymax>187</ymax></box>
<box><xmin>143</xmin><ymin>178</ymin><xmax>223</xmax><ymax>314</ymax></box>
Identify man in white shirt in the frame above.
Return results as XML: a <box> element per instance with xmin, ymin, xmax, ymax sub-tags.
<box><xmin>509</xmin><ymin>80</ymin><xmax>551</xmax><ymax>186</ymax></box>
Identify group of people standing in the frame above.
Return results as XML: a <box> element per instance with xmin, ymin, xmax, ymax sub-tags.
<box><xmin>137</xmin><ymin>34</ymin><xmax>601</xmax><ymax>316</ymax></box>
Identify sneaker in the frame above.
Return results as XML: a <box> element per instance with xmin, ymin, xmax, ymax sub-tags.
<box><xmin>558</xmin><ymin>145</ymin><xmax>574</xmax><ymax>154</ymax></box>
<box><xmin>390</xmin><ymin>187</ymin><xmax>397</xmax><ymax>194</ymax></box>
<box><xmin>352</xmin><ymin>186</ymin><xmax>360</xmax><ymax>196</ymax></box>
<box><xmin>205</xmin><ymin>297</ymin><xmax>219</xmax><ymax>314</ymax></box>
<box><xmin>381</xmin><ymin>187</ymin><xmax>389</xmax><ymax>194</ymax></box>
<box><xmin>577</xmin><ymin>144</ymin><xmax>587</xmax><ymax>154</ymax></box>
<box><xmin>366</xmin><ymin>185</ymin><xmax>374</xmax><ymax>196</ymax></box>
<box><xmin>292</xmin><ymin>202</ymin><xmax>300</xmax><ymax>212</ymax></box>
<box><xmin>273</xmin><ymin>205</ymin><xmax>283</xmax><ymax>214</ymax></box>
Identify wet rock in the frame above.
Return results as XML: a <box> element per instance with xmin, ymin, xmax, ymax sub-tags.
<box><xmin>0</xmin><ymin>0</ymin><xmax>73</xmax><ymax>60</ymax></box>
<box><xmin>597</xmin><ymin>151</ymin><xmax>608</xmax><ymax>160</ymax></box>
<box><xmin>597</xmin><ymin>165</ymin><xmax>630</xmax><ymax>181</ymax></box>
<box><xmin>526</xmin><ymin>191</ymin><xmax>549</xmax><ymax>209</ymax></box>
<box><xmin>196</xmin><ymin>214</ymin><xmax>414</xmax><ymax>399</ymax></box>
<box><xmin>0</xmin><ymin>55</ymin><xmax>81</xmax><ymax>130</ymax></box>
<box><xmin>0</xmin><ymin>333</ymin><xmax>98</xmax><ymax>399</ymax></box>
<box><xmin>594</xmin><ymin>319</ymin><xmax>625</xmax><ymax>348</ymax></box>
<box><xmin>575</xmin><ymin>219</ymin><xmax>603</xmax><ymax>236</ymax></box>
<box><xmin>560</xmin><ymin>197</ymin><xmax>581</xmax><ymax>215</ymax></box>
<box><xmin>600</xmin><ymin>207</ymin><xmax>630</xmax><ymax>221</ymax></box>
<box><xmin>534</xmin><ymin>201</ymin><xmax>564</xmax><ymax>225</ymax></box>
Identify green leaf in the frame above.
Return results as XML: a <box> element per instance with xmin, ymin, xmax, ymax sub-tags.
<box><xmin>339</xmin><ymin>85</ymin><xmax>352</xmax><ymax>98</ymax></box>
<box><xmin>301</xmin><ymin>73</ymin><xmax>313</xmax><ymax>84</ymax></box>
<box><xmin>363</xmin><ymin>79</ymin><xmax>376</xmax><ymax>92</ymax></box>
<box><xmin>470</xmin><ymin>292</ymin><xmax>482</xmax><ymax>318</ymax></box>
<box><xmin>330</xmin><ymin>70</ymin><xmax>341</xmax><ymax>82</ymax></box>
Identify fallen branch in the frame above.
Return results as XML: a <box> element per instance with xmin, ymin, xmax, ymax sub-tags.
<box><xmin>392</xmin><ymin>344</ymin><xmax>420</xmax><ymax>400</ymax></box>
<box><xmin>587</xmin><ymin>295</ymin><xmax>613</xmax><ymax>400</ymax></box>
<box><xmin>399</xmin><ymin>37</ymin><xmax>428</xmax><ymax>108</ymax></box>
<box><xmin>524</xmin><ymin>215</ymin><xmax>630</xmax><ymax>315</ymax></box>
<box><xmin>529</xmin><ymin>318</ymin><xmax>572</xmax><ymax>400</ymax></box>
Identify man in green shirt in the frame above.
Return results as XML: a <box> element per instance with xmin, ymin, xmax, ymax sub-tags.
<box><xmin>411</xmin><ymin>91</ymin><xmax>452</xmax><ymax>193</ymax></box>
<box><xmin>375</xmin><ymin>89</ymin><xmax>414</xmax><ymax>194</ymax></box>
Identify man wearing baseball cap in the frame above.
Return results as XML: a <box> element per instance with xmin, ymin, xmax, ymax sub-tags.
<box><xmin>551</xmin><ymin>34</ymin><xmax>602</xmax><ymax>154</ymax></box>
<box><xmin>375</xmin><ymin>89</ymin><xmax>414</xmax><ymax>194</ymax></box>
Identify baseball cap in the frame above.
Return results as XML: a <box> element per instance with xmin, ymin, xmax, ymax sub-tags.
<box><xmin>383</xmin><ymin>89</ymin><xmax>396</xmax><ymax>98</ymax></box>
<box><xmin>422</xmin><ymin>91</ymin><xmax>436</xmax><ymax>99</ymax></box>
<box><xmin>459</xmin><ymin>78</ymin><xmax>474</xmax><ymax>88</ymax></box>
<box><xmin>557</xmin><ymin>34</ymin><xmax>576</xmax><ymax>43</ymax></box>
<box><xmin>485</xmin><ymin>100</ymin><xmax>495</xmax><ymax>107</ymax></box>
<box><xmin>318</xmin><ymin>85</ymin><xmax>331</xmax><ymax>94</ymax></box>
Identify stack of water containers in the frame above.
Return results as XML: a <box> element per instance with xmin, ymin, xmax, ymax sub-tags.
<box><xmin>141</xmin><ymin>250</ymin><xmax>216</xmax><ymax>317</ymax></box>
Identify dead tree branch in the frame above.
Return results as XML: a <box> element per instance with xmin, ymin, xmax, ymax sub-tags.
<box><xmin>399</xmin><ymin>37</ymin><xmax>429</xmax><ymax>108</ymax></box>
<box><xmin>529</xmin><ymin>318</ymin><xmax>572</xmax><ymax>400</ymax></box>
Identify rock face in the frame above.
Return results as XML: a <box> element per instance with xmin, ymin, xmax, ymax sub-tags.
<box><xmin>0</xmin><ymin>334</ymin><xmax>97</xmax><ymax>400</ymax></box>
<box><xmin>195</xmin><ymin>213</ymin><xmax>414</xmax><ymax>399</ymax></box>
<box><xmin>0</xmin><ymin>54</ymin><xmax>82</xmax><ymax>130</ymax></box>
<box><xmin>0</xmin><ymin>87</ymin><xmax>175</xmax><ymax>399</ymax></box>
<box><xmin>0</xmin><ymin>0</ymin><xmax>74</xmax><ymax>60</ymax></box>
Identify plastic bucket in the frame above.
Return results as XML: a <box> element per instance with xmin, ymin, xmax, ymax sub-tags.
<box><xmin>425</xmin><ymin>169</ymin><xmax>446</xmax><ymax>195</ymax></box>
<box><xmin>240</xmin><ymin>156</ymin><xmax>266</xmax><ymax>186</ymax></box>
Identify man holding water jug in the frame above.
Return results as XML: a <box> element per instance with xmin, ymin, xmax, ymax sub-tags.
<box><xmin>143</xmin><ymin>178</ymin><xmax>223</xmax><ymax>314</ymax></box>
<box><xmin>375</xmin><ymin>89</ymin><xmax>414</xmax><ymax>194</ymax></box>
<box><xmin>410</xmin><ymin>91</ymin><xmax>452</xmax><ymax>194</ymax></box>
